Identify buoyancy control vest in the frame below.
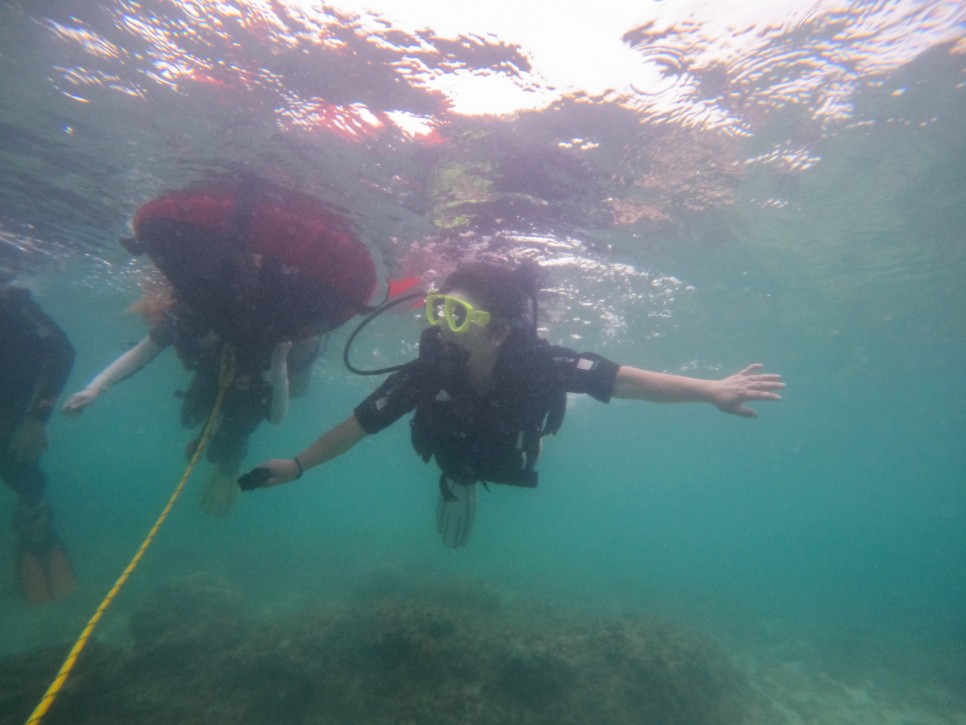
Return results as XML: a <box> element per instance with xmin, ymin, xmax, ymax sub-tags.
<box><xmin>131</xmin><ymin>175</ymin><xmax>376</xmax><ymax>347</ymax></box>
<box><xmin>409</xmin><ymin>328</ymin><xmax>567</xmax><ymax>487</ymax></box>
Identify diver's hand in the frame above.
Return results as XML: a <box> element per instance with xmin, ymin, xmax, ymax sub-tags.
<box><xmin>62</xmin><ymin>388</ymin><xmax>101</xmax><ymax>416</ymax></box>
<box><xmin>710</xmin><ymin>364</ymin><xmax>785</xmax><ymax>418</ymax></box>
<box><xmin>238</xmin><ymin>458</ymin><xmax>301</xmax><ymax>490</ymax></box>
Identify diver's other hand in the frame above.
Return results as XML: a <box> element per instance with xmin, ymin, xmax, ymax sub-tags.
<box><xmin>61</xmin><ymin>388</ymin><xmax>100</xmax><ymax>416</ymax></box>
<box><xmin>711</xmin><ymin>364</ymin><xmax>785</xmax><ymax>418</ymax></box>
<box><xmin>238</xmin><ymin>458</ymin><xmax>301</xmax><ymax>490</ymax></box>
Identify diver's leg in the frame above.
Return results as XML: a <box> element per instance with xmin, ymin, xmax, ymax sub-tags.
<box><xmin>180</xmin><ymin>367</ymin><xmax>218</xmax><ymax>429</ymax></box>
<box><xmin>199</xmin><ymin>419</ymin><xmax>243</xmax><ymax>517</ymax></box>
<box><xmin>200</xmin><ymin>375</ymin><xmax>266</xmax><ymax>516</ymax></box>
<box><xmin>2</xmin><ymin>451</ymin><xmax>74</xmax><ymax>604</ymax></box>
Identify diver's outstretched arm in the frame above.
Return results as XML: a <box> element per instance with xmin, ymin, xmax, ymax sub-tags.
<box><xmin>246</xmin><ymin>414</ymin><xmax>368</xmax><ymax>487</ymax></box>
<box><xmin>612</xmin><ymin>363</ymin><xmax>784</xmax><ymax>418</ymax></box>
<box><xmin>61</xmin><ymin>336</ymin><xmax>164</xmax><ymax>415</ymax></box>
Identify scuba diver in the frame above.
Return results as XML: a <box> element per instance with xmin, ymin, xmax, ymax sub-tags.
<box><xmin>240</xmin><ymin>260</ymin><xmax>785</xmax><ymax>548</ymax></box>
<box><xmin>0</xmin><ymin>280</ymin><xmax>76</xmax><ymax>603</ymax></box>
<box><xmin>62</xmin><ymin>281</ymin><xmax>320</xmax><ymax>516</ymax></box>
<box><xmin>63</xmin><ymin>174</ymin><xmax>378</xmax><ymax>516</ymax></box>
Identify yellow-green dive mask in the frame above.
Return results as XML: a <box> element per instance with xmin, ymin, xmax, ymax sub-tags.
<box><xmin>425</xmin><ymin>292</ymin><xmax>491</xmax><ymax>334</ymax></box>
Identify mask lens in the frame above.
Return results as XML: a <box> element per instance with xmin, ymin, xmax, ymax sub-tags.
<box><xmin>425</xmin><ymin>293</ymin><xmax>483</xmax><ymax>333</ymax></box>
<box><xmin>425</xmin><ymin>294</ymin><xmax>445</xmax><ymax>325</ymax></box>
<box><xmin>447</xmin><ymin>298</ymin><xmax>469</xmax><ymax>329</ymax></box>
<box><xmin>432</xmin><ymin>298</ymin><xmax>446</xmax><ymax>323</ymax></box>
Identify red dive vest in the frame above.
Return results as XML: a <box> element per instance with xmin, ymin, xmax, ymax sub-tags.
<box><xmin>132</xmin><ymin>176</ymin><xmax>376</xmax><ymax>346</ymax></box>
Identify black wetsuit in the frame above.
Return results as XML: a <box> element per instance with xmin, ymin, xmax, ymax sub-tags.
<box><xmin>151</xmin><ymin>301</ymin><xmax>319</xmax><ymax>470</ymax></box>
<box><xmin>354</xmin><ymin>327</ymin><xmax>620</xmax><ymax>487</ymax></box>
<box><xmin>152</xmin><ymin>303</ymin><xmax>272</xmax><ymax>471</ymax></box>
<box><xmin>0</xmin><ymin>285</ymin><xmax>75</xmax><ymax>506</ymax></box>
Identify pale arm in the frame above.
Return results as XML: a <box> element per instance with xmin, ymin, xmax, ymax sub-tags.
<box><xmin>612</xmin><ymin>363</ymin><xmax>784</xmax><ymax>418</ymax></box>
<box><xmin>265</xmin><ymin>341</ymin><xmax>292</xmax><ymax>424</ymax></box>
<box><xmin>247</xmin><ymin>414</ymin><xmax>368</xmax><ymax>487</ymax></box>
<box><xmin>62</xmin><ymin>336</ymin><xmax>164</xmax><ymax>415</ymax></box>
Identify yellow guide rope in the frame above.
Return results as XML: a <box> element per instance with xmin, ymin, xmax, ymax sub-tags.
<box><xmin>25</xmin><ymin>345</ymin><xmax>237</xmax><ymax>725</ymax></box>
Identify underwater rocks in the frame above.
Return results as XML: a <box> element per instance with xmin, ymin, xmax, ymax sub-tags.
<box><xmin>1</xmin><ymin>573</ymin><xmax>754</xmax><ymax>724</ymax></box>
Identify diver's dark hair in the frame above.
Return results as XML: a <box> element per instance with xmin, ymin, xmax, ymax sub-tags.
<box><xmin>441</xmin><ymin>260</ymin><xmax>541</xmax><ymax>326</ymax></box>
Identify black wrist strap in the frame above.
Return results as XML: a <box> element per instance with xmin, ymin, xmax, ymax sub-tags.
<box><xmin>293</xmin><ymin>456</ymin><xmax>304</xmax><ymax>479</ymax></box>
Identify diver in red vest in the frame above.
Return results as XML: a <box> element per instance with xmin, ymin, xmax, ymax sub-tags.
<box><xmin>1</xmin><ymin>277</ymin><xmax>76</xmax><ymax>603</ymax></box>
<box><xmin>240</xmin><ymin>261</ymin><xmax>785</xmax><ymax>548</ymax></box>
<box><xmin>62</xmin><ymin>278</ymin><xmax>321</xmax><ymax>515</ymax></box>
<box><xmin>63</xmin><ymin>176</ymin><xmax>378</xmax><ymax>515</ymax></box>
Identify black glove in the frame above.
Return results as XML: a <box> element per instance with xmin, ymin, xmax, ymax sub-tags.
<box><xmin>237</xmin><ymin>467</ymin><xmax>272</xmax><ymax>491</ymax></box>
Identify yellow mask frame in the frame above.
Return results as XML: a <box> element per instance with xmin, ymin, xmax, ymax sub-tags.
<box><xmin>425</xmin><ymin>292</ymin><xmax>491</xmax><ymax>333</ymax></box>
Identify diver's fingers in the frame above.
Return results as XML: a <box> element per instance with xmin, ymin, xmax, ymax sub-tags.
<box><xmin>62</xmin><ymin>389</ymin><xmax>97</xmax><ymax>415</ymax></box>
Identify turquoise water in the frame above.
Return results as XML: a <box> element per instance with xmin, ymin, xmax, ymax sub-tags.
<box><xmin>1</xmin><ymin>2</ymin><xmax>964</xmax><ymax>723</ymax></box>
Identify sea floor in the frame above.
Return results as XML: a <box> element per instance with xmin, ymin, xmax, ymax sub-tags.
<box><xmin>740</xmin><ymin>642</ymin><xmax>965</xmax><ymax>725</ymax></box>
<box><xmin>2</xmin><ymin>571</ymin><xmax>963</xmax><ymax>725</ymax></box>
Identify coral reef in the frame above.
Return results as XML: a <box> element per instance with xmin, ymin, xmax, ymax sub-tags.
<box><xmin>1</xmin><ymin>573</ymin><xmax>754</xmax><ymax>724</ymax></box>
